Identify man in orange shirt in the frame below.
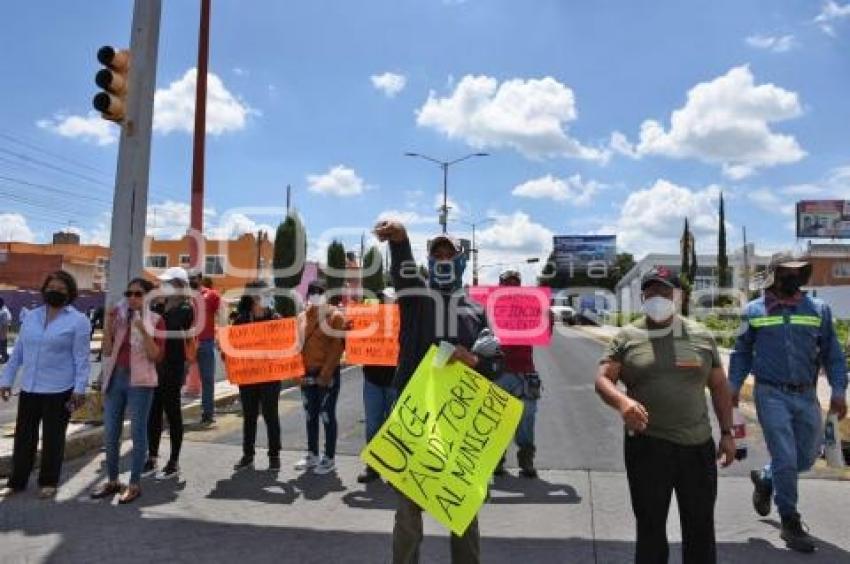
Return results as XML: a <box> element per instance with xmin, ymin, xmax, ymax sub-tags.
<box><xmin>189</xmin><ymin>271</ymin><xmax>221</xmax><ymax>426</ymax></box>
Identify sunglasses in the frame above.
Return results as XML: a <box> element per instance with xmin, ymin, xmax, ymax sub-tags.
<box><xmin>124</xmin><ymin>290</ymin><xmax>145</xmax><ymax>298</ymax></box>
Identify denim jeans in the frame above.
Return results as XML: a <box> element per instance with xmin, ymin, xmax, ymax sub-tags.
<box><xmin>363</xmin><ymin>379</ymin><xmax>396</xmax><ymax>443</ymax></box>
<box><xmin>104</xmin><ymin>367</ymin><xmax>155</xmax><ymax>485</ymax></box>
<box><xmin>494</xmin><ymin>372</ymin><xmax>537</xmax><ymax>448</ymax></box>
<box><xmin>301</xmin><ymin>368</ymin><xmax>341</xmax><ymax>459</ymax></box>
<box><xmin>754</xmin><ymin>383</ymin><xmax>822</xmax><ymax>518</ymax></box>
<box><xmin>197</xmin><ymin>339</ymin><xmax>216</xmax><ymax>419</ymax></box>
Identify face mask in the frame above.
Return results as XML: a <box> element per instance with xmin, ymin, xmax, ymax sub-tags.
<box><xmin>308</xmin><ymin>294</ymin><xmax>326</xmax><ymax>306</ymax></box>
<box><xmin>428</xmin><ymin>255</ymin><xmax>467</xmax><ymax>290</ymax></box>
<box><xmin>44</xmin><ymin>291</ymin><xmax>68</xmax><ymax>308</ymax></box>
<box><xmin>261</xmin><ymin>295</ymin><xmax>274</xmax><ymax>309</ymax></box>
<box><xmin>777</xmin><ymin>276</ymin><xmax>801</xmax><ymax>296</ymax></box>
<box><xmin>643</xmin><ymin>296</ymin><xmax>676</xmax><ymax>323</ymax></box>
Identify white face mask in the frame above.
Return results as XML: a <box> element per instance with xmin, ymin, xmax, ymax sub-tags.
<box><xmin>308</xmin><ymin>294</ymin><xmax>326</xmax><ymax>306</ymax></box>
<box><xmin>643</xmin><ymin>296</ymin><xmax>677</xmax><ymax>323</ymax></box>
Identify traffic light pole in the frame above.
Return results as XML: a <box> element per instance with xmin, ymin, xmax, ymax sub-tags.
<box><xmin>189</xmin><ymin>0</ymin><xmax>211</xmax><ymax>268</ymax></box>
<box><xmin>105</xmin><ymin>0</ymin><xmax>162</xmax><ymax>309</ymax></box>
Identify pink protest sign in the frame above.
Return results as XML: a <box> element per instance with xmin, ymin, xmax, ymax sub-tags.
<box><xmin>468</xmin><ymin>286</ymin><xmax>551</xmax><ymax>346</ymax></box>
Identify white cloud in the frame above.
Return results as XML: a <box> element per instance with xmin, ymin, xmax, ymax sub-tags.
<box><xmin>146</xmin><ymin>201</ymin><xmax>273</xmax><ymax>240</ymax></box>
<box><xmin>475</xmin><ymin>211</ymin><xmax>553</xmax><ymax>284</ymax></box>
<box><xmin>208</xmin><ymin>213</ymin><xmax>274</xmax><ymax>240</ymax></box>
<box><xmin>614</xmin><ymin>66</ymin><xmax>805</xmax><ymax>179</ymax></box>
<box><xmin>232</xmin><ymin>67</ymin><xmax>248</xmax><ymax>76</ymax></box>
<box><xmin>815</xmin><ymin>1</ymin><xmax>850</xmax><ymax>36</ymax></box>
<box><xmin>307</xmin><ymin>165</ymin><xmax>368</xmax><ymax>197</ymax></box>
<box><xmin>747</xmin><ymin>188</ymin><xmax>795</xmax><ymax>216</ymax></box>
<box><xmin>416</xmin><ymin>75</ymin><xmax>607</xmax><ymax>161</ymax></box>
<box><xmin>371</xmin><ymin>72</ymin><xmax>407</xmax><ymax>98</ymax></box>
<box><xmin>376</xmin><ymin>209</ymin><xmax>435</xmax><ymax>226</ymax></box>
<box><xmin>0</xmin><ymin>213</ymin><xmax>35</xmax><ymax>242</ymax></box>
<box><xmin>745</xmin><ymin>34</ymin><xmax>797</xmax><ymax>52</ymax></box>
<box><xmin>604</xmin><ymin>179</ymin><xmax>721</xmax><ymax>256</ymax></box>
<box><xmin>512</xmin><ymin>174</ymin><xmax>602</xmax><ymax>205</ymax></box>
<box><xmin>36</xmin><ymin>111</ymin><xmax>118</xmax><ymax>146</ymax></box>
<box><xmin>154</xmin><ymin>68</ymin><xmax>256</xmax><ymax>135</ymax></box>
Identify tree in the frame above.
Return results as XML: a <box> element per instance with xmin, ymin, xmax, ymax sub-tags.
<box><xmin>717</xmin><ymin>192</ymin><xmax>730</xmax><ymax>288</ymax></box>
<box><xmin>680</xmin><ymin>218</ymin><xmax>693</xmax><ymax>316</ymax></box>
<box><xmin>326</xmin><ymin>240</ymin><xmax>347</xmax><ymax>302</ymax></box>
<box><xmin>272</xmin><ymin>212</ymin><xmax>306</xmax><ymax>317</ymax></box>
<box><xmin>361</xmin><ymin>245</ymin><xmax>385</xmax><ymax>297</ymax></box>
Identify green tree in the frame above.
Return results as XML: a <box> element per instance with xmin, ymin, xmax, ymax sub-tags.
<box><xmin>717</xmin><ymin>192</ymin><xmax>730</xmax><ymax>288</ymax></box>
<box><xmin>272</xmin><ymin>212</ymin><xmax>306</xmax><ymax>317</ymax></box>
<box><xmin>361</xmin><ymin>245</ymin><xmax>385</xmax><ymax>297</ymax></box>
<box><xmin>680</xmin><ymin>218</ymin><xmax>693</xmax><ymax>316</ymax></box>
<box><xmin>326</xmin><ymin>240</ymin><xmax>347</xmax><ymax>302</ymax></box>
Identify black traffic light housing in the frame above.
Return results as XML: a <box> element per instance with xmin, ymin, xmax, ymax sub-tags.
<box><xmin>93</xmin><ymin>46</ymin><xmax>130</xmax><ymax>123</ymax></box>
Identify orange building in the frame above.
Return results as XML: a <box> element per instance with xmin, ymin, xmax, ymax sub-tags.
<box><xmin>0</xmin><ymin>232</ymin><xmax>109</xmax><ymax>290</ymax></box>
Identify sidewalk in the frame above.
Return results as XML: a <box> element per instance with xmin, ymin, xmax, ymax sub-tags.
<box><xmin>1</xmin><ymin>442</ymin><xmax>849</xmax><ymax>563</ymax></box>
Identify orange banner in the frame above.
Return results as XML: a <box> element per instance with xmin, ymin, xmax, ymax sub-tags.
<box><xmin>218</xmin><ymin>318</ymin><xmax>304</xmax><ymax>385</ymax></box>
<box><xmin>345</xmin><ymin>304</ymin><xmax>400</xmax><ymax>366</ymax></box>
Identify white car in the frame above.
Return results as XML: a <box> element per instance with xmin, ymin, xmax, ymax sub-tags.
<box><xmin>550</xmin><ymin>298</ymin><xmax>576</xmax><ymax>325</ymax></box>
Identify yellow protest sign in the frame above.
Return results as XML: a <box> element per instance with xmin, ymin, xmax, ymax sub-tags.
<box><xmin>217</xmin><ymin>318</ymin><xmax>304</xmax><ymax>384</ymax></box>
<box><xmin>361</xmin><ymin>345</ymin><xmax>523</xmax><ymax>536</ymax></box>
<box><xmin>345</xmin><ymin>304</ymin><xmax>400</xmax><ymax>366</ymax></box>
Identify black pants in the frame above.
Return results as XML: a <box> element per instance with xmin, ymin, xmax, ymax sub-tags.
<box><xmin>301</xmin><ymin>368</ymin><xmax>341</xmax><ymax>459</ymax></box>
<box><xmin>148</xmin><ymin>368</ymin><xmax>184</xmax><ymax>462</ymax></box>
<box><xmin>0</xmin><ymin>338</ymin><xmax>8</xmax><ymax>363</ymax></box>
<box><xmin>625</xmin><ymin>434</ymin><xmax>717</xmax><ymax>564</ymax></box>
<box><xmin>8</xmin><ymin>389</ymin><xmax>73</xmax><ymax>490</ymax></box>
<box><xmin>239</xmin><ymin>381</ymin><xmax>282</xmax><ymax>458</ymax></box>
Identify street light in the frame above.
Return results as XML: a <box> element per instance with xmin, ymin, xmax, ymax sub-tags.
<box><xmin>404</xmin><ymin>151</ymin><xmax>489</xmax><ymax>233</ymax></box>
<box><xmin>454</xmin><ymin>217</ymin><xmax>495</xmax><ymax>286</ymax></box>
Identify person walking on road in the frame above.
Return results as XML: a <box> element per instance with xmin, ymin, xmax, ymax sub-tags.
<box><xmin>493</xmin><ymin>269</ymin><xmax>542</xmax><ymax>478</ymax></box>
<box><xmin>595</xmin><ymin>267</ymin><xmax>736</xmax><ymax>564</ymax></box>
<box><xmin>91</xmin><ymin>278</ymin><xmax>163</xmax><ymax>504</ymax></box>
<box><xmin>295</xmin><ymin>280</ymin><xmax>346</xmax><ymax>475</ymax></box>
<box><xmin>189</xmin><ymin>270</ymin><xmax>221</xmax><ymax>426</ymax></box>
<box><xmin>0</xmin><ymin>297</ymin><xmax>11</xmax><ymax>363</ymax></box>
<box><xmin>357</xmin><ymin>289</ymin><xmax>398</xmax><ymax>484</ymax></box>
<box><xmin>0</xmin><ymin>271</ymin><xmax>90</xmax><ymax>499</ymax></box>
<box><xmin>375</xmin><ymin>220</ymin><xmax>503</xmax><ymax>564</ymax></box>
<box><xmin>230</xmin><ymin>281</ymin><xmax>284</xmax><ymax>473</ymax></box>
<box><xmin>145</xmin><ymin>267</ymin><xmax>194</xmax><ymax>481</ymax></box>
<box><xmin>729</xmin><ymin>254</ymin><xmax>847</xmax><ymax>554</ymax></box>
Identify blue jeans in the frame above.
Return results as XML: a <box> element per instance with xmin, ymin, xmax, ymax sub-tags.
<box><xmin>363</xmin><ymin>380</ymin><xmax>396</xmax><ymax>443</ymax></box>
<box><xmin>197</xmin><ymin>339</ymin><xmax>216</xmax><ymax>419</ymax></box>
<box><xmin>301</xmin><ymin>368</ymin><xmax>341</xmax><ymax>459</ymax></box>
<box><xmin>754</xmin><ymin>383</ymin><xmax>822</xmax><ymax>518</ymax></box>
<box><xmin>104</xmin><ymin>367</ymin><xmax>155</xmax><ymax>485</ymax></box>
<box><xmin>494</xmin><ymin>372</ymin><xmax>537</xmax><ymax>448</ymax></box>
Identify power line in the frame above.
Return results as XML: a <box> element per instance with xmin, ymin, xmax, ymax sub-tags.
<box><xmin>0</xmin><ymin>174</ymin><xmax>112</xmax><ymax>204</ymax></box>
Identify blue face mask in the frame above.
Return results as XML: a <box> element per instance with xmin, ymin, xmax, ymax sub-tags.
<box><xmin>428</xmin><ymin>255</ymin><xmax>467</xmax><ymax>290</ymax></box>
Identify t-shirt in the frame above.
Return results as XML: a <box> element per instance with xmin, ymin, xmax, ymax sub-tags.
<box><xmin>601</xmin><ymin>316</ymin><xmax>721</xmax><ymax>446</ymax></box>
<box><xmin>198</xmin><ymin>288</ymin><xmax>221</xmax><ymax>341</ymax></box>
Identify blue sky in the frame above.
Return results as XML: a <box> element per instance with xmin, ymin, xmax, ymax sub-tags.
<box><xmin>1</xmin><ymin>0</ymin><xmax>850</xmax><ymax>282</ymax></box>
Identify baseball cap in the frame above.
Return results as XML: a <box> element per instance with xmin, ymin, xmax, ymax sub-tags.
<box><xmin>641</xmin><ymin>266</ymin><xmax>681</xmax><ymax>290</ymax></box>
<box><xmin>428</xmin><ymin>234</ymin><xmax>462</xmax><ymax>255</ymax></box>
<box><xmin>499</xmin><ymin>269</ymin><xmax>522</xmax><ymax>283</ymax></box>
<box><xmin>157</xmin><ymin>266</ymin><xmax>190</xmax><ymax>284</ymax></box>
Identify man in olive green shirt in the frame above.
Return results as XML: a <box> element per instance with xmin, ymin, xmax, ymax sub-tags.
<box><xmin>595</xmin><ymin>267</ymin><xmax>736</xmax><ymax>564</ymax></box>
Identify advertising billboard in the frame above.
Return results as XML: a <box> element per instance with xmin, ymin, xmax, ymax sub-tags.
<box><xmin>552</xmin><ymin>235</ymin><xmax>616</xmax><ymax>268</ymax></box>
<box><xmin>797</xmin><ymin>200</ymin><xmax>850</xmax><ymax>239</ymax></box>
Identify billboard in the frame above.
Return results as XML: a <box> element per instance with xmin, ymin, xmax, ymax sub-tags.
<box><xmin>797</xmin><ymin>200</ymin><xmax>850</xmax><ymax>239</ymax></box>
<box><xmin>552</xmin><ymin>235</ymin><xmax>616</xmax><ymax>268</ymax></box>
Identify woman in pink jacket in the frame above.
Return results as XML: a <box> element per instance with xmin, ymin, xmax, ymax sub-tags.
<box><xmin>91</xmin><ymin>278</ymin><xmax>163</xmax><ymax>504</ymax></box>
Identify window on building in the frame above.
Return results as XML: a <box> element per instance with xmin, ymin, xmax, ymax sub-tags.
<box><xmin>144</xmin><ymin>255</ymin><xmax>168</xmax><ymax>269</ymax></box>
<box><xmin>179</xmin><ymin>254</ymin><xmax>191</xmax><ymax>266</ymax></box>
<box><xmin>205</xmin><ymin>255</ymin><xmax>225</xmax><ymax>276</ymax></box>
<box><xmin>833</xmin><ymin>262</ymin><xmax>850</xmax><ymax>278</ymax></box>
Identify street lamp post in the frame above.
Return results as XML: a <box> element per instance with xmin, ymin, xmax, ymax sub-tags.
<box><xmin>455</xmin><ymin>217</ymin><xmax>495</xmax><ymax>286</ymax></box>
<box><xmin>404</xmin><ymin>152</ymin><xmax>489</xmax><ymax>233</ymax></box>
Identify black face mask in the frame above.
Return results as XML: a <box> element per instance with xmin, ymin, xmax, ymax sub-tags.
<box><xmin>44</xmin><ymin>291</ymin><xmax>68</xmax><ymax>307</ymax></box>
<box><xmin>776</xmin><ymin>276</ymin><xmax>802</xmax><ymax>296</ymax></box>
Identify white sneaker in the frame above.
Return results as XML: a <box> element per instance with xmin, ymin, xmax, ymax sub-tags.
<box><xmin>313</xmin><ymin>456</ymin><xmax>336</xmax><ymax>475</ymax></box>
<box><xmin>294</xmin><ymin>453</ymin><xmax>320</xmax><ymax>471</ymax></box>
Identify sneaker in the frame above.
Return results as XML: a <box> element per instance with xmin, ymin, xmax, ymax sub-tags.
<box><xmin>38</xmin><ymin>486</ymin><xmax>58</xmax><ymax>499</ymax></box>
<box><xmin>781</xmin><ymin>513</ymin><xmax>816</xmax><ymax>553</ymax></box>
<box><xmin>142</xmin><ymin>458</ymin><xmax>158</xmax><ymax>478</ymax></box>
<box><xmin>233</xmin><ymin>456</ymin><xmax>254</xmax><ymax>471</ymax></box>
<box><xmin>268</xmin><ymin>456</ymin><xmax>281</xmax><ymax>471</ymax></box>
<box><xmin>200</xmin><ymin>415</ymin><xmax>215</xmax><ymax>427</ymax></box>
<box><xmin>750</xmin><ymin>470</ymin><xmax>772</xmax><ymax>517</ymax></box>
<box><xmin>357</xmin><ymin>466</ymin><xmax>379</xmax><ymax>483</ymax></box>
<box><xmin>0</xmin><ymin>486</ymin><xmax>21</xmax><ymax>498</ymax></box>
<box><xmin>156</xmin><ymin>461</ymin><xmax>180</xmax><ymax>481</ymax></box>
<box><xmin>314</xmin><ymin>456</ymin><xmax>336</xmax><ymax>475</ymax></box>
<box><xmin>294</xmin><ymin>453</ymin><xmax>320</xmax><ymax>471</ymax></box>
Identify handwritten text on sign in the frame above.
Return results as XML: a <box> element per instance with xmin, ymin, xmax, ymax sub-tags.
<box><xmin>468</xmin><ymin>286</ymin><xmax>551</xmax><ymax>346</ymax></box>
<box><xmin>361</xmin><ymin>346</ymin><xmax>523</xmax><ymax>536</ymax></box>
<box><xmin>217</xmin><ymin>318</ymin><xmax>304</xmax><ymax>384</ymax></box>
<box><xmin>345</xmin><ymin>304</ymin><xmax>400</xmax><ymax>366</ymax></box>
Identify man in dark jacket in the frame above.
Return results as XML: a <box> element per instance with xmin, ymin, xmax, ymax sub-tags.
<box><xmin>374</xmin><ymin>220</ymin><xmax>502</xmax><ymax>564</ymax></box>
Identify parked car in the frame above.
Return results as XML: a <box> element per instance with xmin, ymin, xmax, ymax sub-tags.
<box><xmin>550</xmin><ymin>296</ymin><xmax>576</xmax><ymax>325</ymax></box>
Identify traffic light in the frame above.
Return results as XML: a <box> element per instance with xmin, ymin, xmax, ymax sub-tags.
<box><xmin>92</xmin><ymin>46</ymin><xmax>130</xmax><ymax>123</ymax></box>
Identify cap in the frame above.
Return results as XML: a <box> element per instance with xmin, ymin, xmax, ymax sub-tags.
<box><xmin>770</xmin><ymin>253</ymin><xmax>809</xmax><ymax>270</ymax></box>
<box><xmin>186</xmin><ymin>267</ymin><xmax>203</xmax><ymax>279</ymax></box>
<box><xmin>428</xmin><ymin>234</ymin><xmax>462</xmax><ymax>255</ymax></box>
<box><xmin>498</xmin><ymin>269</ymin><xmax>522</xmax><ymax>283</ymax></box>
<box><xmin>307</xmin><ymin>279</ymin><xmax>327</xmax><ymax>293</ymax></box>
<box><xmin>157</xmin><ymin>266</ymin><xmax>189</xmax><ymax>284</ymax></box>
<box><xmin>641</xmin><ymin>266</ymin><xmax>681</xmax><ymax>290</ymax></box>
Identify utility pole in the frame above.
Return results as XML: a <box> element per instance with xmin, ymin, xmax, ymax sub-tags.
<box><xmin>441</xmin><ymin>163</ymin><xmax>449</xmax><ymax>234</ymax></box>
<box><xmin>286</xmin><ymin>184</ymin><xmax>291</xmax><ymax>215</ymax></box>
<box><xmin>742</xmin><ymin>226</ymin><xmax>750</xmax><ymax>296</ymax></box>
<box><xmin>255</xmin><ymin>230</ymin><xmax>264</xmax><ymax>274</ymax></box>
<box><xmin>471</xmin><ymin>223</ymin><xmax>479</xmax><ymax>286</ymax></box>
<box><xmin>189</xmin><ymin>0</ymin><xmax>211</xmax><ymax>267</ymax></box>
<box><xmin>105</xmin><ymin>0</ymin><xmax>162</xmax><ymax>309</ymax></box>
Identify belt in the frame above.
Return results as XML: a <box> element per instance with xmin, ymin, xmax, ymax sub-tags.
<box><xmin>758</xmin><ymin>380</ymin><xmax>815</xmax><ymax>394</ymax></box>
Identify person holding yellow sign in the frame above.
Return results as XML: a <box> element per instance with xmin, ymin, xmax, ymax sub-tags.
<box><xmin>374</xmin><ymin>220</ymin><xmax>503</xmax><ymax>564</ymax></box>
